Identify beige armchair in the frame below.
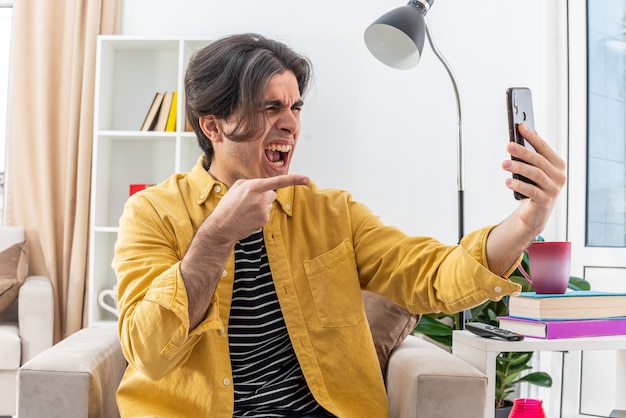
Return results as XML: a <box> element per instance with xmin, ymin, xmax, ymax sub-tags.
<box><xmin>0</xmin><ymin>226</ymin><xmax>54</xmax><ymax>416</ymax></box>
<box><xmin>18</xmin><ymin>326</ymin><xmax>487</xmax><ymax>418</ymax></box>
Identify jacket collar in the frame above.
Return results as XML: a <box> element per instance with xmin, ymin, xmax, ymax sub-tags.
<box><xmin>188</xmin><ymin>156</ymin><xmax>295</xmax><ymax>217</ymax></box>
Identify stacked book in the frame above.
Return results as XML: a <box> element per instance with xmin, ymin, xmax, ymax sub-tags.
<box><xmin>498</xmin><ymin>290</ymin><xmax>626</xmax><ymax>339</ymax></box>
<box><xmin>140</xmin><ymin>91</ymin><xmax>178</xmax><ymax>132</ymax></box>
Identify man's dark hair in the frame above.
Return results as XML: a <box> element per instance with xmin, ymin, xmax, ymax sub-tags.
<box><xmin>184</xmin><ymin>33</ymin><xmax>313</xmax><ymax>164</ymax></box>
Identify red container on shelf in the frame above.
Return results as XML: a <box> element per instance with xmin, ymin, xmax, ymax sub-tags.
<box><xmin>508</xmin><ymin>398</ymin><xmax>546</xmax><ymax>418</ymax></box>
<box><xmin>129</xmin><ymin>184</ymin><xmax>153</xmax><ymax>196</ymax></box>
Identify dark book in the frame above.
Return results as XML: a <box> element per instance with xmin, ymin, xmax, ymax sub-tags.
<box><xmin>140</xmin><ymin>92</ymin><xmax>164</xmax><ymax>131</ymax></box>
<box><xmin>154</xmin><ymin>91</ymin><xmax>174</xmax><ymax>132</ymax></box>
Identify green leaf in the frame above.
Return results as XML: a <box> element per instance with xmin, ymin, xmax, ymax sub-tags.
<box><xmin>495</xmin><ymin>370</ymin><xmax>507</xmax><ymax>381</ymax></box>
<box><xmin>413</xmin><ymin>314</ymin><xmax>453</xmax><ymax>347</ymax></box>
<box><xmin>568</xmin><ymin>275</ymin><xmax>590</xmax><ymax>291</ymax></box>
<box><xmin>504</xmin><ymin>371</ymin><xmax>523</xmax><ymax>386</ymax></box>
<box><xmin>509</xmin><ymin>275</ymin><xmax>534</xmax><ymax>292</ymax></box>
<box><xmin>495</xmin><ymin>388</ymin><xmax>515</xmax><ymax>404</ymax></box>
<box><xmin>508</xmin><ymin>352</ymin><xmax>533</xmax><ymax>367</ymax></box>
<box><xmin>414</xmin><ymin>322</ymin><xmax>451</xmax><ymax>337</ymax></box>
<box><xmin>511</xmin><ymin>372</ymin><xmax>553</xmax><ymax>388</ymax></box>
<box><xmin>414</xmin><ymin>315</ymin><xmax>453</xmax><ymax>335</ymax></box>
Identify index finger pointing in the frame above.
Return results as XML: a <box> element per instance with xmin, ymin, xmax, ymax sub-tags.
<box><xmin>255</xmin><ymin>174</ymin><xmax>310</xmax><ymax>192</ymax></box>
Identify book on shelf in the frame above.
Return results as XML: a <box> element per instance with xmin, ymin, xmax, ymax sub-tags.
<box><xmin>155</xmin><ymin>91</ymin><xmax>175</xmax><ymax>132</ymax></box>
<box><xmin>498</xmin><ymin>315</ymin><xmax>626</xmax><ymax>339</ymax></box>
<box><xmin>165</xmin><ymin>91</ymin><xmax>178</xmax><ymax>132</ymax></box>
<box><xmin>508</xmin><ymin>290</ymin><xmax>626</xmax><ymax>320</ymax></box>
<box><xmin>129</xmin><ymin>184</ymin><xmax>155</xmax><ymax>196</ymax></box>
<box><xmin>140</xmin><ymin>92</ymin><xmax>164</xmax><ymax>131</ymax></box>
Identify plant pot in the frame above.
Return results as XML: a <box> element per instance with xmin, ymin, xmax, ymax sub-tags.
<box><xmin>495</xmin><ymin>399</ymin><xmax>513</xmax><ymax>418</ymax></box>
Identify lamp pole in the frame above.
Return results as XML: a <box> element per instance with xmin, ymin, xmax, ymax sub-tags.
<box><xmin>424</xmin><ymin>20</ymin><xmax>466</xmax><ymax>329</ymax></box>
<box><xmin>424</xmin><ymin>20</ymin><xmax>464</xmax><ymax>245</ymax></box>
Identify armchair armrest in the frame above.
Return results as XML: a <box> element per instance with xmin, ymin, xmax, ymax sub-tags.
<box><xmin>18</xmin><ymin>275</ymin><xmax>54</xmax><ymax>362</ymax></box>
<box><xmin>386</xmin><ymin>334</ymin><xmax>487</xmax><ymax>418</ymax></box>
<box><xmin>18</xmin><ymin>326</ymin><xmax>126</xmax><ymax>418</ymax></box>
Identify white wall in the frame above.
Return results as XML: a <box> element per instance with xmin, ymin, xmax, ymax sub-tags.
<box><xmin>122</xmin><ymin>0</ymin><xmax>565</xmax><ymax>244</ymax></box>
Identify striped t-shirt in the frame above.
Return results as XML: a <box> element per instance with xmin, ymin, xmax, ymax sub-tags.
<box><xmin>229</xmin><ymin>229</ymin><xmax>329</xmax><ymax>417</ymax></box>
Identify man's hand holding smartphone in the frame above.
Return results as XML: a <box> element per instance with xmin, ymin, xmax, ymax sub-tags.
<box><xmin>480</xmin><ymin>87</ymin><xmax>566</xmax><ymax>278</ymax></box>
<box><xmin>502</xmin><ymin>87</ymin><xmax>566</xmax><ymax>231</ymax></box>
<box><xmin>506</xmin><ymin>87</ymin><xmax>538</xmax><ymax>200</ymax></box>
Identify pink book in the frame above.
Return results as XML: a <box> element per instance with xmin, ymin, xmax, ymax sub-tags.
<box><xmin>497</xmin><ymin>316</ymin><xmax>626</xmax><ymax>339</ymax></box>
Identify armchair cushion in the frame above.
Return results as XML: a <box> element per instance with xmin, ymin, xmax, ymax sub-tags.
<box><xmin>0</xmin><ymin>324</ymin><xmax>20</xmax><ymax>369</ymax></box>
<box><xmin>362</xmin><ymin>290</ymin><xmax>420</xmax><ymax>376</ymax></box>
<box><xmin>387</xmin><ymin>335</ymin><xmax>488</xmax><ymax>417</ymax></box>
<box><xmin>18</xmin><ymin>326</ymin><xmax>126</xmax><ymax>418</ymax></box>
<box><xmin>0</xmin><ymin>241</ymin><xmax>29</xmax><ymax>313</ymax></box>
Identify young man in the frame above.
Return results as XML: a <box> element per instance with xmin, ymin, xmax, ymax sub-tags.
<box><xmin>113</xmin><ymin>33</ymin><xmax>566</xmax><ymax>417</ymax></box>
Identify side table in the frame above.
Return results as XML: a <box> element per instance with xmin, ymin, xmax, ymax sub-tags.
<box><xmin>452</xmin><ymin>330</ymin><xmax>626</xmax><ymax>418</ymax></box>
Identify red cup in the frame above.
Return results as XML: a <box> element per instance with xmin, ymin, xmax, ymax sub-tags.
<box><xmin>518</xmin><ymin>241</ymin><xmax>571</xmax><ymax>294</ymax></box>
<box><xmin>508</xmin><ymin>398</ymin><xmax>546</xmax><ymax>418</ymax></box>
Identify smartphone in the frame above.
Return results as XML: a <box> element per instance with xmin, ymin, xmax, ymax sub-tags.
<box><xmin>506</xmin><ymin>87</ymin><xmax>537</xmax><ymax>200</ymax></box>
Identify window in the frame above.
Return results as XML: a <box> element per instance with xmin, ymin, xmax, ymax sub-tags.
<box><xmin>0</xmin><ymin>2</ymin><xmax>13</xmax><ymax>225</ymax></box>
<box><xmin>562</xmin><ymin>3</ymin><xmax>626</xmax><ymax>415</ymax></box>
<box><xmin>586</xmin><ymin>1</ymin><xmax>626</xmax><ymax>247</ymax></box>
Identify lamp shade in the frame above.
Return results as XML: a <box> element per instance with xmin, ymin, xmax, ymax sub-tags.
<box><xmin>364</xmin><ymin>2</ymin><xmax>429</xmax><ymax>70</ymax></box>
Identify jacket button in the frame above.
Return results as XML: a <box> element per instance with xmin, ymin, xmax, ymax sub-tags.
<box><xmin>223</xmin><ymin>378</ymin><xmax>230</xmax><ymax>385</ymax></box>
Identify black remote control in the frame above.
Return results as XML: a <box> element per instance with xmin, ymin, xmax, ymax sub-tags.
<box><xmin>465</xmin><ymin>322</ymin><xmax>524</xmax><ymax>341</ymax></box>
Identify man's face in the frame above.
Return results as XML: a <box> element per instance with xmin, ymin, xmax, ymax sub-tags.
<box><xmin>202</xmin><ymin>71</ymin><xmax>303</xmax><ymax>188</ymax></box>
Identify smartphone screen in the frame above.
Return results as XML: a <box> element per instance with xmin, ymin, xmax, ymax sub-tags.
<box><xmin>506</xmin><ymin>87</ymin><xmax>537</xmax><ymax>200</ymax></box>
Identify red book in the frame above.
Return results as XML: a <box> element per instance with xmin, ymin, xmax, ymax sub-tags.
<box><xmin>129</xmin><ymin>184</ymin><xmax>154</xmax><ymax>196</ymax></box>
<box><xmin>498</xmin><ymin>316</ymin><xmax>626</xmax><ymax>339</ymax></box>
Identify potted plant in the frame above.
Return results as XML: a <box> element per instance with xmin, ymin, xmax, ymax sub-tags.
<box><xmin>494</xmin><ymin>351</ymin><xmax>549</xmax><ymax>416</ymax></box>
<box><xmin>414</xmin><ymin>245</ymin><xmax>590</xmax><ymax>414</ymax></box>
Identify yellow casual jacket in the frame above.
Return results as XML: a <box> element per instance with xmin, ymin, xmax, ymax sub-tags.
<box><xmin>113</xmin><ymin>157</ymin><xmax>521</xmax><ymax>418</ymax></box>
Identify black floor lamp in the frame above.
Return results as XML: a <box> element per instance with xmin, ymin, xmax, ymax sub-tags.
<box><xmin>364</xmin><ymin>0</ymin><xmax>467</xmax><ymax>329</ymax></box>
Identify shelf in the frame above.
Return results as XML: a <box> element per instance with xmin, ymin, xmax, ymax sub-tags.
<box><xmin>88</xmin><ymin>36</ymin><xmax>212</xmax><ymax>326</ymax></box>
<box><xmin>93</xmin><ymin>226</ymin><xmax>118</xmax><ymax>233</ymax></box>
<box><xmin>97</xmin><ymin>130</ymin><xmax>178</xmax><ymax>139</ymax></box>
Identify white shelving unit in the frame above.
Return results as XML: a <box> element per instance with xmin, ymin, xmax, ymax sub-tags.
<box><xmin>88</xmin><ymin>36</ymin><xmax>209</xmax><ymax>326</ymax></box>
